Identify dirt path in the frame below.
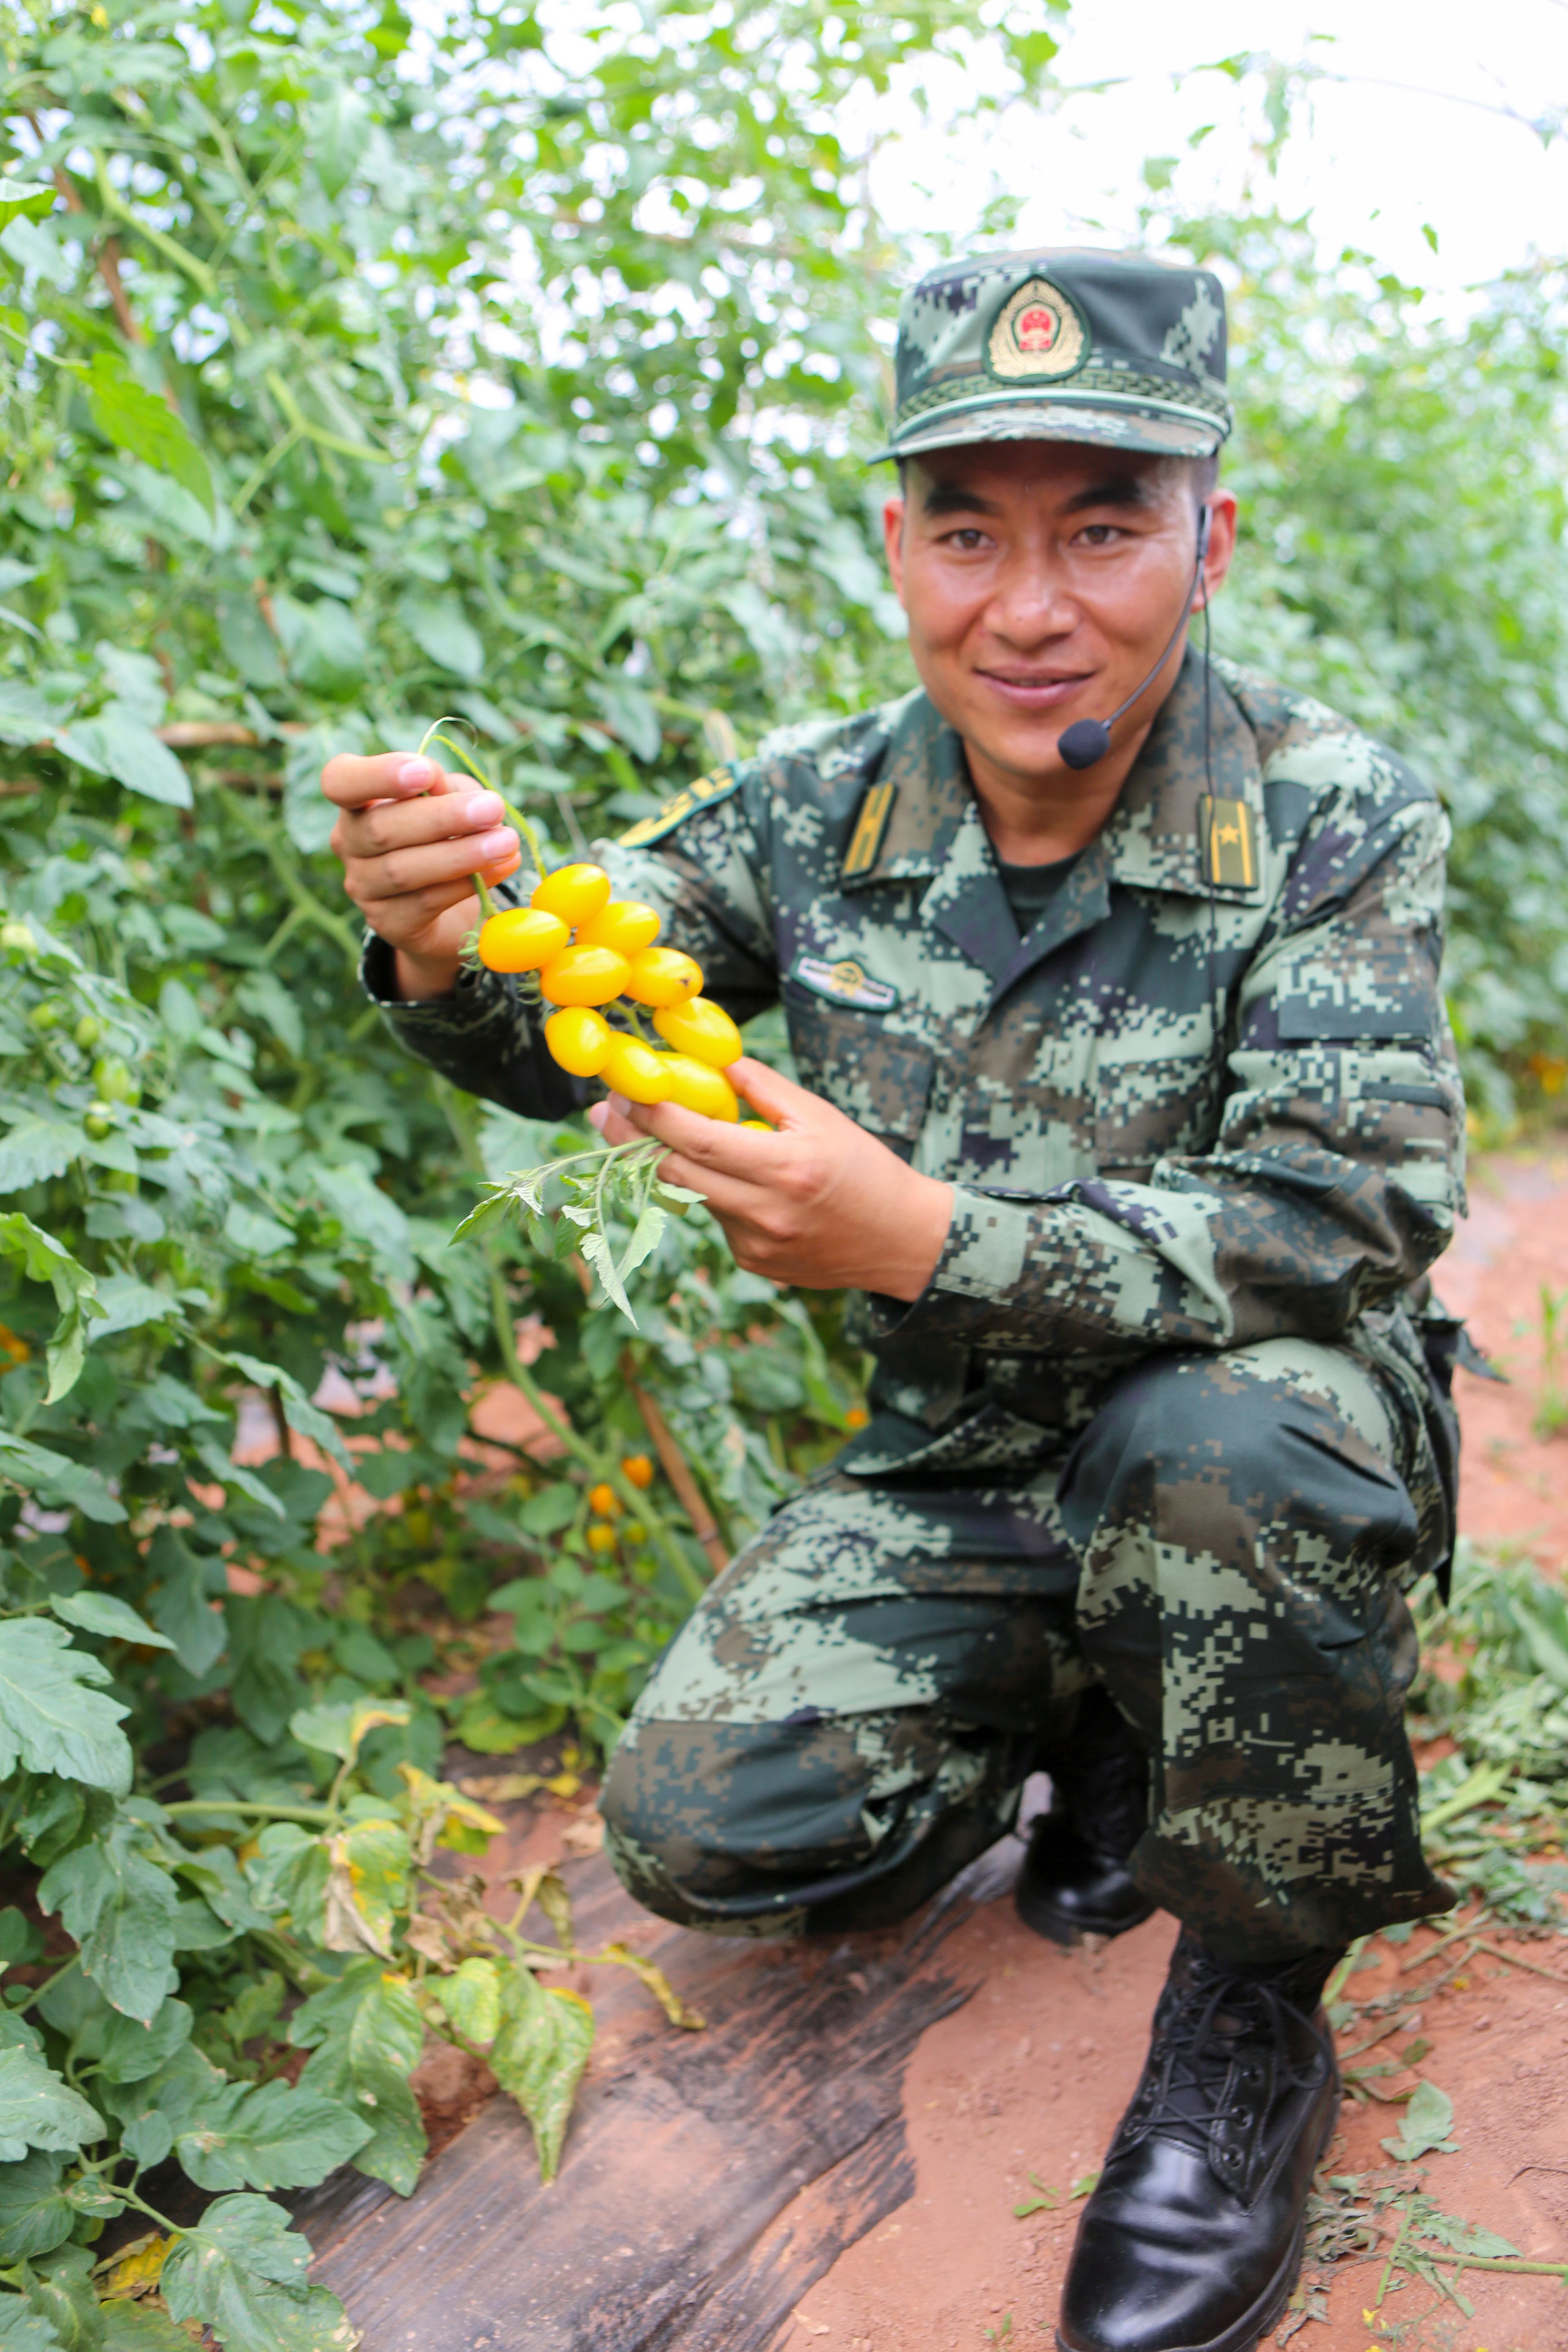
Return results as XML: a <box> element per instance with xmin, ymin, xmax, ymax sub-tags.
<box><xmin>795</xmin><ymin>1151</ymin><xmax>1568</xmax><ymax>2352</ymax></box>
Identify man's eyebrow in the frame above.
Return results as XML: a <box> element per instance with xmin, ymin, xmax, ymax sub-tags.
<box><xmin>918</xmin><ymin>472</ymin><xmax>1160</xmax><ymax>519</ymax></box>
<box><xmin>920</xmin><ymin>479</ymin><xmax>1003</xmax><ymax>517</ymax></box>
<box><xmin>1062</xmin><ymin>475</ymin><xmax>1156</xmax><ymax>513</ymax></box>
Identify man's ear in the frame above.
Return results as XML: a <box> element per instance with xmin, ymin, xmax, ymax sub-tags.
<box><xmin>882</xmin><ymin>493</ymin><xmax>908</xmax><ymax>608</ymax></box>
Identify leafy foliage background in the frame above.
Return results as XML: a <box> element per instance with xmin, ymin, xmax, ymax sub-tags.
<box><xmin>0</xmin><ymin>0</ymin><xmax>1561</xmax><ymax>2341</ymax></box>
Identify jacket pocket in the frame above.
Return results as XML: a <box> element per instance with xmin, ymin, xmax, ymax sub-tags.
<box><xmin>782</xmin><ymin>983</ymin><xmax>934</xmax><ymax>1156</ymax></box>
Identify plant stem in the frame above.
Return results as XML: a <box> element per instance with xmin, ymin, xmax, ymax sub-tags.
<box><xmin>163</xmin><ymin>1799</ymin><xmax>334</xmax><ymax>1824</ymax></box>
<box><xmin>11</xmin><ymin>1952</ymin><xmax>79</xmax><ymax>2015</ymax></box>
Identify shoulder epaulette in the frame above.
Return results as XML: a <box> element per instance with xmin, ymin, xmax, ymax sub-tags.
<box><xmin>617</xmin><ymin>766</ymin><xmax>739</xmax><ymax>850</ymax></box>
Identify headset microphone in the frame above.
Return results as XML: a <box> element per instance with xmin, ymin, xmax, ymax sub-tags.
<box><xmin>1056</xmin><ymin>504</ymin><xmax>1213</xmax><ymax>772</ymax></box>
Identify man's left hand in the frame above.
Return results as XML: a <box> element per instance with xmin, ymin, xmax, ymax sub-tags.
<box><xmin>588</xmin><ymin>1056</ymin><xmax>953</xmax><ymax>1301</ymax></box>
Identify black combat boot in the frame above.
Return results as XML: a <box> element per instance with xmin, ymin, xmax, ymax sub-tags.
<box><xmin>1015</xmin><ymin>1686</ymin><xmax>1155</xmax><ymax>1944</ymax></box>
<box><xmin>1056</xmin><ymin>1933</ymin><xmax>1342</xmax><ymax>2352</ymax></box>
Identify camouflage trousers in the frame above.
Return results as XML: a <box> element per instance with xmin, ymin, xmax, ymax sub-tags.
<box><xmin>602</xmin><ymin>1334</ymin><xmax>1455</xmax><ymax>1962</ymax></box>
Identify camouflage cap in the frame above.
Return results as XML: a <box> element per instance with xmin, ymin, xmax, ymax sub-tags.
<box><xmin>873</xmin><ymin>247</ymin><xmax>1232</xmax><ymax>465</ymax></box>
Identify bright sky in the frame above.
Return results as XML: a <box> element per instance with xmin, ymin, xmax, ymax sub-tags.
<box><xmin>868</xmin><ymin>0</ymin><xmax>1568</xmax><ymax>303</ymax></box>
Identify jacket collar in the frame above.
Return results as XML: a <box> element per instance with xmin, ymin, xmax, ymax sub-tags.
<box><xmin>842</xmin><ymin>651</ymin><xmax>1265</xmax><ymax>992</ymax></box>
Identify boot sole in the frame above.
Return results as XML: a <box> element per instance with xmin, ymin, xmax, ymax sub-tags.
<box><xmin>1015</xmin><ymin>1885</ymin><xmax>1158</xmax><ymax>1947</ymax></box>
<box><xmin>1053</xmin><ymin>2088</ymin><xmax>1341</xmax><ymax>2352</ymax></box>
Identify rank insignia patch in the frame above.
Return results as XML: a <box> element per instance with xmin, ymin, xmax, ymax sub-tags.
<box><xmin>618</xmin><ymin>766</ymin><xmax>738</xmax><ymax>849</ymax></box>
<box><xmin>791</xmin><ymin>953</ymin><xmax>900</xmax><ymax>1012</ymax></box>
<box><xmin>841</xmin><ymin>779</ymin><xmax>896</xmax><ymax>880</ymax></box>
<box><xmin>1198</xmin><ymin>794</ymin><xmax>1260</xmax><ymax>890</ymax></box>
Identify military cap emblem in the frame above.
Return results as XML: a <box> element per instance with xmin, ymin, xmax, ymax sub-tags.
<box><xmin>987</xmin><ymin>277</ymin><xmax>1087</xmax><ymax>382</ymax></box>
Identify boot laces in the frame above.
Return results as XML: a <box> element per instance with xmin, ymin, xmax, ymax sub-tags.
<box><xmin>1126</xmin><ymin>1957</ymin><xmax>1325</xmax><ymax>2161</ymax></box>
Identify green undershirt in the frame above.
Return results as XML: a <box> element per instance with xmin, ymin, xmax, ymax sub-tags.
<box><xmin>994</xmin><ymin>850</ymin><xmax>1082</xmax><ymax>935</ymax></box>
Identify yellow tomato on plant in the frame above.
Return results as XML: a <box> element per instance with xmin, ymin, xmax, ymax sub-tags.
<box><xmin>544</xmin><ymin>1007</ymin><xmax>613</xmax><ymax>1076</ymax></box>
<box><xmin>600</xmin><ymin>1035</ymin><xmax>670</xmax><ymax>1104</ymax></box>
<box><xmin>539</xmin><ymin>944</ymin><xmax>632</xmax><ymax>1007</ymax></box>
<box><xmin>586</xmin><ymin>1521</ymin><xmax>617</xmax><ymax>1555</ymax></box>
<box><xmin>660</xmin><ymin>1054</ymin><xmax>739</xmax><ymax>1122</ymax></box>
<box><xmin>623</xmin><ymin>1454</ymin><xmax>655</xmax><ymax>1488</ymax></box>
<box><xmin>653</xmin><ymin>995</ymin><xmax>743</xmax><ymax>1068</ymax></box>
<box><xmin>623</xmin><ymin>946</ymin><xmax>704</xmax><ymax>1007</ymax></box>
<box><xmin>478</xmin><ymin>907</ymin><xmax>570</xmax><ymax>973</ymax></box>
<box><xmin>576</xmin><ymin>899</ymin><xmax>662</xmax><ymax>956</ymax></box>
<box><xmin>588</xmin><ymin>1483</ymin><xmax>619</xmax><ymax>1516</ymax></box>
<box><xmin>530</xmin><ymin>862</ymin><xmax>612</xmax><ymax>924</ymax></box>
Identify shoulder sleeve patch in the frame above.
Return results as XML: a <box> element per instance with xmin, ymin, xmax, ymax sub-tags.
<box><xmin>617</xmin><ymin>766</ymin><xmax>739</xmax><ymax>850</ymax></box>
<box><xmin>1198</xmin><ymin>794</ymin><xmax>1260</xmax><ymax>890</ymax></box>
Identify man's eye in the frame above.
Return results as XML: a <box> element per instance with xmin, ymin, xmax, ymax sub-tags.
<box><xmin>1077</xmin><ymin>523</ymin><xmax>1118</xmax><ymax>546</ymax></box>
<box><xmin>944</xmin><ymin>528</ymin><xmax>988</xmax><ymax>550</ymax></box>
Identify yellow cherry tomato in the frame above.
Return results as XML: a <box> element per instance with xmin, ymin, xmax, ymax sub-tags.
<box><xmin>600</xmin><ymin>1035</ymin><xmax>671</xmax><ymax>1104</ymax></box>
<box><xmin>478</xmin><ymin>906</ymin><xmax>570</xmax><ymax>973</ymax></box>
<box><xmin>623</xmin><ymin>1453</ymin><xmax>655</xmax><ymax>1489</ymax></box>
<box><xmin>588</xmin><ymin>1482</ymin><xmax>619</xmax><ymax>1516</ymax></box>
<box><xmin>623</xmin><ymin>946</ymin><xmax>704</xmax><ymax>1007</ymax></box>
<box><xmin>544</xmin><ymin>1007</ymin><xmax>613</xmax><ymax>1076</ymax></box>
<box><xmin>539</xmin><ymin>944</ymin><xmax>632</xmax><ymax>1007</ymax></box>
<box><xmin>576</xmin><ymin>899</ymin><xmax>662</xmax><ymax>956</ymax></box>
<box><xmin>530</xmin><ymin>862</ymin><xmax>612</xmax><ymax>925</ymax></box>
<box><xmin>653</xmin><ymin>995</ymin><xmax>743</xmax><ymax>1069</ymax></box>
<box><xmin>586</xmin><ymin>1521</ymin><xmax>617</xmax><ymax>1555</ymax></box>
<box><xmin>660</xmin><ymin>1054</ymin><xmax>739</xmax><ymax>1122</ymax></box>
<box><xmin>742</xmin><ymin>1118</ymin><xmax>774</xmax><ymax>1130</ymax></box>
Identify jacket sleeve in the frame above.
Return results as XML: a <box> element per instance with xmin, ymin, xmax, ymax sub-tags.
<box><xmin>362</xmin><ymin>777</ymin><xmax>779</xmax><ymax>1119</ymax></box>
<box><xmin>886</xmin><ymin>784</ymin><xmax>1466</xmax><ymax>1360</ymax></box>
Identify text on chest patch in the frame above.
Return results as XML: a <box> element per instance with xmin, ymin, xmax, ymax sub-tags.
<box><xmin>791</xmin><ymin>953</ymin><xmax>900</xmax><ymax>1012</ymax></box>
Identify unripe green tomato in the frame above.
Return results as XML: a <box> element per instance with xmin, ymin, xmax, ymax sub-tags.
<box><xmin>101</xmin><ymin>1170</ymin><xmax>139</xmax><ymax>1195</ymax></box>
<box><xmin>84</xmin><ymin>1106</ymin><xmax>114</xmax><ymax>1138</ymax></box>
<box><xmin>623</xmin><ymin>1519</ymin><xmax>647</xmax><ymax>1546</ymax></box>
<box><xmin>93</xmin><ymin>1056</ymin><xmax>140</xmax><ymax>1106</ymax></box>
<box><xmin>0</xmin><ymin>919</ymin><xmax>36</xmax><ymax>956</ymax></box>
<box><xmin>28</xmin><ymin>1000</ymin><xmax>62</xmax><ymax>1032</ymax></box>
<box><xmin>74</xmin><ymin>1013</ymin><xmax>104</xmax><ymax>1049</ymax></box>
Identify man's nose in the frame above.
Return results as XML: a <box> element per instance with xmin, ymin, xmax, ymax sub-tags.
<box><xmin>983</xmin><ymin>550</ymin><xmax>1080</xmax><ymax>644</ymax></box>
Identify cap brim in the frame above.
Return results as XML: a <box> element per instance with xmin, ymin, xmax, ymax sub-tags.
<box><xmin>871</xmin><ymin>399</ymin><xmax>1225</xmax><ymax>464</ymax></box>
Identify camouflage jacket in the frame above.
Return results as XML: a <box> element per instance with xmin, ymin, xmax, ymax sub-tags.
<box><xmin>366</xmin><ymin>650</ymin><xmax>1466</xmax><ymax>1462</ymax></box>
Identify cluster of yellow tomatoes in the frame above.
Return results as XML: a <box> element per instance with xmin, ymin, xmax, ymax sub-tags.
<box><xmin>477</xmin><ymin>861</ymin><xmax>756</xmax><ymax>1123</ymax></box>
<box><xmin>585</xmin><ymin>1460</ymin><xmax>652</xmax><ymax>1553</ymax></box>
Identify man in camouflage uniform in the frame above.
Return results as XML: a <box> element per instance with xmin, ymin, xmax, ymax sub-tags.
<box><xmin>325</xmin><ymin>251</ymin><xmax>1464</xmax><ymax>2352</ymax></box>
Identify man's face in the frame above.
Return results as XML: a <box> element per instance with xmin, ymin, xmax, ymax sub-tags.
<box><xmin>882</xmin><ymin>442</ymin><xmax>1236</xmax><ymax>792</ymax></box>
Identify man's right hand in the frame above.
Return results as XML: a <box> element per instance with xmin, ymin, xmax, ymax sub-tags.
<box><xmin>321</xmin><ymin>751</ymin><xmax>522</xmax><ymax>1001</ymax></box>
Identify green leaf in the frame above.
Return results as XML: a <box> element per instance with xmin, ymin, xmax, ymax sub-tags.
<box><xmin>430</xmin><ymin>1957</ymin><xmax>501</xmax><ymax>2048</ymax></box>
<box><xmin>0</xmin><ymin>1430</ymin><xmax>124</xmax><ymax>1523</ymax></box>
<box><xmin>290</xmin><ymin>1958</ymin><xmax>426</xmax><ymax>2195</ymax></box>
<box><xmin>0</xmin><ymin>1618</ymin><xmax>132</xmax><ymax>1791</ymax></box>
<box><xmin>174</xmin><ymin>2078</ymin><xmax>373</xmax><ymax>2193</ymax></box>
<box><xmin>63</xmin><ymin>707</ymin><xmax>192</xmax><ymax>809</ymax></box>
<box><xmin>312</xmin><ymin>84</ymin><xmax>373</xmax><ymax>198</ymax></box>
<box><xmin>0</xmin><ymin>1213</ymin><xmax>100</xmax><ymax>1403</ymax></box>
<box><xmin>0</xmin><ymin>178</ymin><xmax>55</xmax><ymax>229</ymax></box>
<box><xmin>160</xmin><ymin>2193</ymin><xmax>357</xmax><ymax>2352</ymax></box>
<box><xmin>0</xmin><ymin>1116</ymin><xmax>82</xmax><ymax>1192</ymax></box>
<box><xmin>488</xmin><ymin>1961</ymin><xmax>594</xmax><ymax>2183</ymax></box>
<box><xmin>51</xmin><ymin>1592</ymin><xmax>175</xmax><ymax>1651</ymax></box>
<box><xmin>90</xmin><ymin>1274</ymin><xmax>176</xmax><ymax>1337</ymax></box>
<box><xmin>146</xmin><ymin>1527</ymin><xmax>226</xmax><ymax>1677</ymax></box>
<box><xmin>1382</xmin><ymin>2078</ymin><xmax>1461</xmax><ymax>2161</ymax></box>
<box><xmin>398</xmin><ymin>593</ymin><xmax>483</xmax><ymax>680</ymax></box>
<box><xmin>0</xmin><ymin>2150</ymin><xmax>72</xmax><ymax>2261</ymax></box>
<box><xmin>454</xmin><ymin>1694</ymin><xmax>565</xmax><ymax>1753</ymax></box>
<box><xmin>0</xmin><ymin>2296</ymin><xmax>65</xmax><ymax>2350</ymax></box>
<box><xmin>97</xmin><ymin>1998</ymin><xmax>193</xmax><ymax>2087</ymax></box>
<box><xmin>0</xmin><ymin>2045</ymin><xmax>103</xmax><ymax>2163</ymax></box>
<box><xmin>83</xmin><ymin>350</ymin><xmax>214</xmax><ymax>517</ymax></box>
<box><xmin>100</xmin><ymin>2302</ymin><xmax>197</xmax><ymax>2350</ymax></box>
<box><xmin>38</xmin><ymin>1816</ymin><xmax>180</xmax><ymax>2025</ymax></box>
<box><xmin>290</xmin><ymin>1697</ymin><xmax>410</xmax><ymax>1765</ymax></box>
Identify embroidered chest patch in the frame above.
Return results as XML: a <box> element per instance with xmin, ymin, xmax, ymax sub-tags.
<box><xmin>790</xmin><ymin>953</ymin><xmax>900</xmax><ymax>1013</ymax></box>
